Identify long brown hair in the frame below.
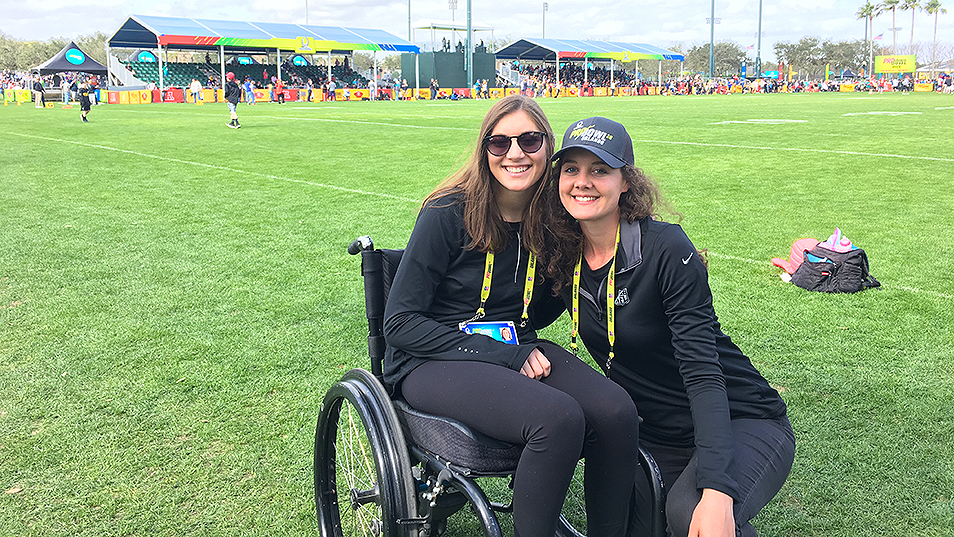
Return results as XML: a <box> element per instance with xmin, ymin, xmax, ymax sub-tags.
<box><xmin>424</xmin><ymin>95</ymin><xmax>555</xmax><ymax>253</ymax></box>
<box><xmin>540</xmin><ymin>158</ymin><xmax>673</xmax><ymax>294</ymax></box>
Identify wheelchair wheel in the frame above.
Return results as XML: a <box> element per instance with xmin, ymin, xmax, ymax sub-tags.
<box><xmin>315</xmin><ymin>369</ymin><xmax>418</xmax><ymax>537</ymax></box>
<box><xmin>555</xmin><ymin>459</ymin><xmax>587</xmax><ymax>537</ymax></box>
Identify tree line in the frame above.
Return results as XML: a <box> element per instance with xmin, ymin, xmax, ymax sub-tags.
<box><xmin>0</xmin><ymin>31</ymin><xmax>109</xmax><ymax>71</ymax></box>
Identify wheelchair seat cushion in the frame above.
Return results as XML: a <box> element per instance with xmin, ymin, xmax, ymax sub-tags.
<box><xmin>393</xmin><ymin>400</ymin><xmax>522</xmax><ymax>474</ymax></box>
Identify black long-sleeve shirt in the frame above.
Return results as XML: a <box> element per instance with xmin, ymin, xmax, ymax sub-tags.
<box><xmin>538</xmin><ymin>216</ymin><xmax>787</xmax><ymax>500</ymax></box>
<box><xmin>383</xmin><ymin>194</ymin><xmax>555</xmax><ymax>392</ymax></box>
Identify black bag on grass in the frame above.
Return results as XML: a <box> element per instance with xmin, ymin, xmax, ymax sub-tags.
<box><xmin>791</xmin><ymin>245</ymin><xmax>880</xmax><ymax>293</ymax></box>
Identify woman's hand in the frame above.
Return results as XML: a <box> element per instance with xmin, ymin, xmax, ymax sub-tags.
<box><xmin>688</xmin><ymin>488</ymin><xmax>735</xmax><ymax>537</ymax></box>
<box><xmin>519</xmin><ymin>348</ymin><xmax>551</xmax><ymax>380</ymax></box>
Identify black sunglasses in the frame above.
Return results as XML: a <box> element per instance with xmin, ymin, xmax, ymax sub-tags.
<box><xmin>483</xmin><ymin>131</ymin><xmax>547</xmax><ymax>156</ymax></box>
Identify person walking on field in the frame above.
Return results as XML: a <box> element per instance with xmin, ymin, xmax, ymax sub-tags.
<box><xmin>78</xmin><ymin>82</ymin><xmax>93</xmax><ymax>122</ymax></box>
<box><xmin>224</xmin><ymin>72</ymin><xmax>242</xmax><ymax>129</ymax></box>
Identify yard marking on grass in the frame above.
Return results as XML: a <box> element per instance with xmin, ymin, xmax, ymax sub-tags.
<box><xmin>710</xmin><ymin>119</ymin><xmax>809</xmax><ymax>125</ymax></box>
<box><xmin>633</xmin><ymin>139</ymin><xmax>954</xmax><ymax>163</ymax></box>
<box><xmin>3</xmin><ymin>131</ymin><xmax>421</xmax><ymax>203</ymax></box>
<box><xmin>843</xmin><ymin>111</ymin><xmax>923</xmax><ymax>116</ymax></box>
<box><xmin>936</xmin><ymin>106</ymin><xmax>954</xmax><ymax>110</ymax></box>
<box><xmin>261</xmin><ymin>115</ymin><xmax>473</xmax><ymax>130</ymax></box>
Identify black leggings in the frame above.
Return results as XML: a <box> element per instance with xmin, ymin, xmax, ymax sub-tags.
<box><xmin>401</xmin><ymin>341</ymin><xmax>640</xmax><ymax>537</ymax></box>
<box><xmin>633</xmin><ymin>417</ymin><xmax>795</xmax><ymax>537</ymax></box>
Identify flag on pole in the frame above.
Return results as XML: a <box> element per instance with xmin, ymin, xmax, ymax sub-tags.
<box><xmin>874</xmin><ymin>33</ymin><xmax>883</xmax><ymax>40</ymax></box>
<box><xmin>747</xmin><ymin>44</ymin><xmax>755</xmax><ymax>50</ymax></box>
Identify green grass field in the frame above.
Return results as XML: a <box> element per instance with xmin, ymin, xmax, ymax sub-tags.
<box><xmin>2</xmin><ymin>92</ymin><xmax>953</xmax><ymax>537</ymax></box>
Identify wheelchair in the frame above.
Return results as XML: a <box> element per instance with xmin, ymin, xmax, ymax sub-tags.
<box><xmin>314</xmin><ymin>236</ymin><xmax>666</xmax><ymax>537</ymax></box>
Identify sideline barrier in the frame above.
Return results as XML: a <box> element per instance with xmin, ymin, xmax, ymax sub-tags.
<box><xmin>839</xmin><ymin>84</ymin><xmax>856</xmax><ymax>92</ymax></box>
<box><xmin>162</xmin><ymin>88</ymin><xmax>184</xmax><ymax>102</ymax></box>
<box><xmin>130</xmin><ymin>91</ymin><xmax>141</xmax><ymax>104</ymax></box>
<box><xmin>914</xmin><ymin>83</ymin><xmax>933</xmax><ymax>92</ymax></box>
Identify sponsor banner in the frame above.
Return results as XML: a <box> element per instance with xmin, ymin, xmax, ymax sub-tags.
<box><xmin>253</xmin><ymin>89</ymin><xmax>269</xmax><ymax>101</ymax></box>
<box><xmin>130</xmin><ymin>91</ymin><xmax>141</xmax><ymax>105</ymax></box>
<box><xmin>839</xmin><ymin>84</ymin><xmax>856</xmax><ymax>92</ymax></box>
<box><xmin>875</xmin><ymin>55</ymin><xmax>916</xmax><ymax>73</ymax></box>
<box><xmin>914</xmin><ymin>82</ymin><xmax>933</xmax><ymax>92</ymax></box>
<box><xmin>162</xmin><ymin>88</ymin><xmax>184</xmax><ymax>102</ymax></box>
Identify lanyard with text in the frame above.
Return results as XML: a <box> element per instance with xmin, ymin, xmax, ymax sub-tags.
<box><xmin>571</xmin><ymin>223</ymin><xmax>620</xmax><ymax>373</ymax></box>
<box><xmin>458</xmin><ymin>249</ymin><xmax>537</xmax><ymax>330</ymax></box>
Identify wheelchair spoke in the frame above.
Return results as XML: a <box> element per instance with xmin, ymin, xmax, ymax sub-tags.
<box><xmin>335</xmin><ymin>399</ymin><xmax>386</xmax><ymax>536</ymax></box>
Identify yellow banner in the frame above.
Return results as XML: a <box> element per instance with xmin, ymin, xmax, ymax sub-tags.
<box><xmin>839</xmin><ymin>83</ymin><xmax>856</xmax><ymax>92</ymax></box>
<box><xmin>875</xmin><ymin>55</ymin><xmax>916</xmax><ymax>73</ymax></box>
<box><xmin>914</xmin><ymin>82</ymin><xmax>933</xmax><ymax>92</ymax></box>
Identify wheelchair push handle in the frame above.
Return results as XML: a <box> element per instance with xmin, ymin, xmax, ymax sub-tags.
<box><xmin>348</xmin><ymin>235</ymin><xmax>374</xmax><ymax>255</ymax></box>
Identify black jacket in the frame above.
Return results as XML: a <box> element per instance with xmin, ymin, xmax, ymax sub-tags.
<box><xmin>539</xmin><ymin>216</ymin><xmax>787</xmax><ymax>500</ymax></box>
<box><xmin>224</xmin><ymin>80</ymin><xmax>241</xmax><ymax>104</ymax></box>
<box><xmin>382</xmin><ymin>193</ymin><xmax>554</xmax><ymax>392</ymax></box>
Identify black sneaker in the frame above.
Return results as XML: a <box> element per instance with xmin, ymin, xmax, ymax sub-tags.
<box><xmin>227</xmin><ymin>122</ymin><xmax>236</xmax><ymax>128</ymax></box>
<box><xmin>235</xmin><ymin>123</ymin><xmax>241</xmax><ymax>128</ymax></box>
<box><xmin>82</xmin><ymin>116</ymin><xmax>88</xmax><ymax>123</ymax></box>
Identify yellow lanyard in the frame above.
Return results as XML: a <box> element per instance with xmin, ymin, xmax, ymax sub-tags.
<box><xmin>571</xmin><ymin>224</ymin><xmax>620</xmax><ymax>372</ymax></box>
<box><xmin>460</xmin><ymin>249</ymin><xmax>536</xmax><ymax>329</ymax></box>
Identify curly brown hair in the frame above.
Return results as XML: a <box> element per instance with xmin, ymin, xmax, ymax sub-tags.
<box><xmin>539</xmin><ymin>157</ymin><xmax>672</xmax><ymax>294</ymax></box>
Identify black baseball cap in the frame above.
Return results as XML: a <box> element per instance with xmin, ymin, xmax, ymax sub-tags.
<box><xmin>551</xmin><ymin>117</ymin><xmax>634</xmax><ymax>169</ymax></box>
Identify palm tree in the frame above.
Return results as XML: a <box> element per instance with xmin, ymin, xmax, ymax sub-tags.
<box><xmin>879</xmin><ymin>0</ymin><xmax>902</xmax><ymax>53</ymax></box>
<box><xmin>901</xmin><ymin>0</ymin><xmax>921</xmax><ymax>54</ymax></box>
<box><xmin>924</xmin><ymin>0</ymin><xmax>947</xmax><ymax>71</ymax></box>
<box><xmin>857</xmin><ymin>2</ymin><xmax>877</xmax><ymax>75</ymax></box>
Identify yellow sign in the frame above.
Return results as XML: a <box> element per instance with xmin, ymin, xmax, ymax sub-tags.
<box><xmin>296</xmin><ymin>37</ymin><xmax>314</xmax><ymax>53</ymax></box>
<box><xmin>875</xmin><ymin>55</ymin><xmax>916</xmax><ymax>73</ymax></box>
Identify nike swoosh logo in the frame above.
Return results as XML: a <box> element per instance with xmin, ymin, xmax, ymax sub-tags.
<box><xmin>682</xmin><ymin>253</ymin><xmax>693</xmax><ymax>265</ymax></box>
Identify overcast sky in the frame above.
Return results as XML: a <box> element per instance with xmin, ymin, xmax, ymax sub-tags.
<box><xmin>4</xmin><ymin>0</ymin><xmax>953</xmax><ymax>63</ymax></box>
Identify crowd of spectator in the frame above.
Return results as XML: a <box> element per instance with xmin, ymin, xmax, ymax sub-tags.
<box><xmin>2</xmin><ymin>69</ymin><xmax>102</xmax><ymax>104</ymax></box>
<box><xmin>4</xmin><ymin>62</ymin><xmax>951</xmax><ymax>104</ymax></box>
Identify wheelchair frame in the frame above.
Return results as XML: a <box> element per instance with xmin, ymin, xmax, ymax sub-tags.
<box><xmin>313</xmin><ymin>236</ymin><xmax>666</xmax><ymax>537</ymax></box>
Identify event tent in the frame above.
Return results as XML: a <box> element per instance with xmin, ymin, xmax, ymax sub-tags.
<box><xmin>32</xmin><ymin>42</ymin><xmax>107</xmax><ymax>75</ymax></box>
<box><xmin>495</xmin><ymin>38</ymin><xmax>683</xmax><ymax>63</ymax></box>
<box><xmin>107</xmin><ymin>14</ymin><xmax>419</xmax><ymax>90</ymax></box>
<box><xmin>108</xmin><ymin>15</ymin><xmax>419</xmax><ymax>55</ymax></box>
<box><xmin>495</xmin><ymin>38</ymin><xmax>684</xmax><ymax>86</ymax></box>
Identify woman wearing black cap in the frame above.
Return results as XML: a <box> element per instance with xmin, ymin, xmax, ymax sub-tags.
<box><xmin>383</xmin><ymin>98</ymin><xmax>640</xmax><ymax>537</ymax></box>
<box><xmin>539</xmin><ymin>117</ymin><xmax>795</xmax><ymax>537</ymax></box>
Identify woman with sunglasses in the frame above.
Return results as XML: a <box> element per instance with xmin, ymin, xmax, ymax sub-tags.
<box><xmin>384</xmin><ymin>96</ymin><xmax>640</xmax><ymax>537</ymax></box>
<box><xmin>539</xmin><ymin>117</ymin><xmax>794</xmax><ymax>537</ymax></box>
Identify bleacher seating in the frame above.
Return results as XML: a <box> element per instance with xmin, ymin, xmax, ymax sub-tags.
<box><xmin>119</xmin><ymin>61</ymin><xmax>369</xmax><ymax>89</ymax></box>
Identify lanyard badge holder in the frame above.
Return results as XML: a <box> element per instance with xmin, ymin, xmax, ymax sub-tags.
<box><xmin>459</xmin><ymin>250</ymin><xmax>536</xmax><ymax>346</ymax></box>
<box><xmin>571</xmin><ymin>224</ymin><xmax>619</xmax><ymax>373</ymax></box>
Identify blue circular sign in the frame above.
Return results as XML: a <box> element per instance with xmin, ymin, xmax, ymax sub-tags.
<box><xmin>65</xmin><ymin>48</ymin><xmax>85</xmax><ymax>65</ymax></box>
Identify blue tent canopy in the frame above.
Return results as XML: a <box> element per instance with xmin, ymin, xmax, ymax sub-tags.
<box><xmin>496</xmin><ymin>38</ymin><xmax>683</xmax><ymax>62</ymax></box>
<box><xmin>108</xmin><ymin>15</ymin><xmax>419</xmax><ymax>55</ymax></box>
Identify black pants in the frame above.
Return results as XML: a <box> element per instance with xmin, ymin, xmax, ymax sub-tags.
<box><xmin>401</xmin><ymin>341</ymin><xmax>639</xmax><ymax>537</ymax></box>
<box><xmin>633</xmin><ymin>417</ymin><xmax>795</xmax><ymax>537</ymax></box>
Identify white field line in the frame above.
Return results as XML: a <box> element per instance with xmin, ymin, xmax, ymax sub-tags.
<box><xmin>5</xmin><ymin>131</ymin><xmax>950</xmax><ymax>300</ymax></box>
<box><xmin>631</xmin><ymin>139</ymin><xmax>954</xmax><ymax>163</ymax></box>
<box><xmin>3</xmin><ymin>131</ymin><xmax>420</xmax><ymax>203</ymax></box>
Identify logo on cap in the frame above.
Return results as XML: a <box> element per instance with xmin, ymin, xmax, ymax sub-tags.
<box><xmin>568</xmin><ymin>121</ymin><xmax>614</xmax><ymax>147</ymax></box>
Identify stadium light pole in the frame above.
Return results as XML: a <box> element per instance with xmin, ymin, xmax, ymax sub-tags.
<box><xmin>708</xmin><ymin>0</ymin><xmax>715</xmax><ymax>78</ymax></box>
<box><xmin>466</xmin><ymin>0</ymin><xmax>472</xmax><ymax>87</ymax></box>
<box><xmin>543</xmin><ymin>2</ymin><xmax>548</xmax><ymax>39</ymax></box>
<box><xmin>755</xmin><ymin>0</ymin><xmax>762</xmax><ymax>76</ymax></box>
<box><xmin>305</xmin><ymin>0</ymin><xmax>308</xmax><ymax>25</ymax></box>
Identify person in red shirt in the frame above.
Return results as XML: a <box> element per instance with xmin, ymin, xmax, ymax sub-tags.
<box><xmin>275</xmin><ymin>78</ymin><xmax>285</xmax><ymax>104</ymax></box>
